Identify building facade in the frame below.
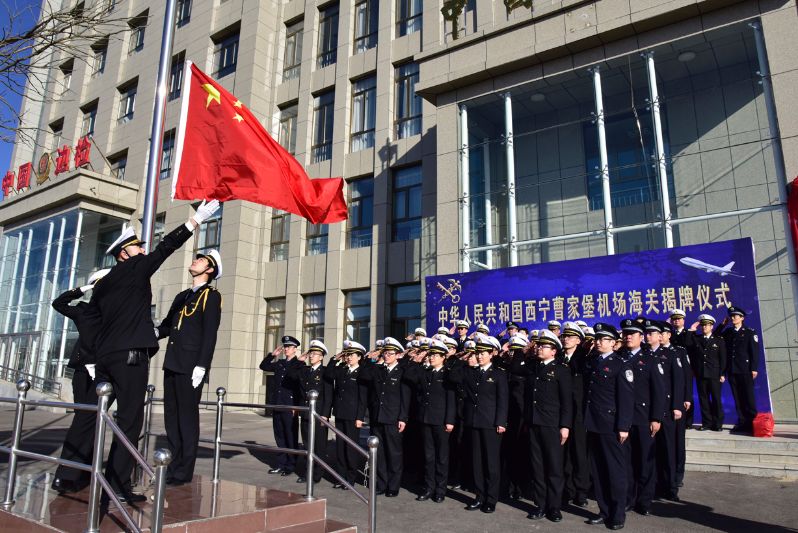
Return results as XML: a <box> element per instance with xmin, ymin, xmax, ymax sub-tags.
<box><xmin>2</xmin><ymin>0</ymin><xmax>798</xmax><ymax>420</ymax></box>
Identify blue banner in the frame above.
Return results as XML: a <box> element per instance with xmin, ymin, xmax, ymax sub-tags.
<box><xmin>425</xmin><ymin>238</ymin><xmax>772</xmax><ymax>423</ymax></box>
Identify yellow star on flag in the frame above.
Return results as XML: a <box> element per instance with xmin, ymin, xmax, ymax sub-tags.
<box><xmin>233</xmin><ymin>113</ymin><xmax>244</xmax><ymax>123</ymax></box>
<box><xmin>233</xmin><ymin>100</ymin><xmax>243</xmax><ymax>108</ymax></box>
<box><xmin>201</xmin><ymin>83</ymin><xmax>221</xmax><ymax>109</ymax></box>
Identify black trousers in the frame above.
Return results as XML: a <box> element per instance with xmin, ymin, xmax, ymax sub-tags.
<box><xmin>563</xmin><ymin>410</ymin><xmax>590</xmax><ymax>502</ymax></box>
<box><xmin>470</xmin><ymin>427</ymin><xmax>501</xmax><ymax>506</ymax></box>
<box><xmin>675</xmin><ymin>416</ymin><xmax>687</xmax><ymax>485</ymax></box>
<box><xmin>529</xmin><ymin>425</ymin><xmax>564</xmax><ymax>513</ymax></box>
<box><xmin>374</xmin><ymin>422</ymin><xmax>403</xmax><ymax>492</ymax></box>
<box><xmin>422</xmin><ymin>424</ymin><xmax>449</xmax><ymax>497</ymax></box>
<box><xmin>54</xmin><ymin>368</ymin><xmax>98</xmax><ymax>488</ymax></box>
<box><xmin>96</xmin><ymin>349</ymin><xmax>149</xmax><ymax>494</ymax></box>
<box><xmin>655</xmin><ymin>415</ymin><xmax>678</xmax><ymax>498</ymax></box>
<box><xmin>729</xmin><ymin>372</ymin><xmax>757</xmax><ymax>429</ymax></box>
<box><xmin>588</xmin><ymin>432</ymin><xmax>628</xmax><ymax>526</ymax></box>
<box><xmin>273</xmin><ymin>410</ymin><xmax>298</xmax><ymax>471</ymax></box>
<box><xmin>335</xmin><ymin>419</ymin><xmax>364</xmax><ymax>484</ymax></box>
<box><xmin>448</xmin><ymin>418</ymin><xmax>471</xmax><ymax>488</ymax></box>
<box><xmin>163</xmin><ymin>369</ymin><xmax>204</xmax><ymax>482</ymax></box>
<box><xmin>697</xmin><ymin>378</ymin><xmax>724</xmax><ymax>429</ymax></box>
<box><xmin>300</xmin><ymin>416</ymin><xmax>328</xmax><ymax>482</ymax></box>
<box><xmin>500</xmin><ymin>412</ymin><xmax>528</xmax><ymax>496</ymax></box>
<box><xmin>627</xmin><ymin>423</ymin><xmax>656</xmax><ymax>511</ymax></box>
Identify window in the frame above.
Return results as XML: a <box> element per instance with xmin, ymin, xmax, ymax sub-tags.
<box><xmin>196</xmin><ymin>204</ymin><xmax>223</xmax><ymax>254</ymax></box>
<box><xmin>278</xmin><ymin>105</ymin><xmax>298</xmax><ymax>154</ymax></box>
<box><xmin>306</xmin><ymin>223</ymin><xmax>328</xmax><ymax>255</ymax></box>
<box><xmin>350</xmin><ymin>76</ymin><xmax>376</xmax><ymax>152</ymax></box>
<box><xmin>317</xmin><ymin>4</ymin><xmax>339</xmax><ymax>68</ymax></box>
<box><xmin>353</xmin><ymin>0</ymin><xmax>378</xmax><ymax>54</ymax></box>
<box><xmin>397</xmin><ymin>0</ymin><xmax>422</xmax><ymax>37</ymax></box>
<box><xmin>265</xmin><ymin>299</ymin><xmax>286</xmax><ymax>353</ymax></box>
<box><xmin>347</xmin><ymin>178</ymin><xmax>373</xmax><ymax>248</ymax></box>
<box><xmin>91</xmin><ymin>38</ymin><xmax>108</xmax><ymax>76</ymax></box>
<box><xmin>270</xmin><ymin>210</ymin><xmax>291</xmax><ymax>261</ymax></box>
<box><xmin>395</xmin><ymin>63</ymin><xmax>421</xmax><ymax>138</ymax></box>
<box><xmin>109</xmin><ymin>150</ymin><xmax>127</xmax><ymax>180</ymax></box>
<box><xmin>392</xmin><ymin>165</ymin><xmax>422</xmax><ymax>241</ymax></box>
<box><xmin>128</xmin><ymin>11</ymin><xmax>148</xmax><ymax>54</ymax></box>
<box><xmin>344</xmin><ymin>289</ymin><xmax>370</xmax><ymax>345</ymax></box>
<box><xmin>302</xmin><ymin>294</ymin><xmax>325</xmax><ymax>347</ymax></box>
<box><xmin>176</xmin><ymin>0</ymin><xmax>191</xmax><ymax>27</ymax></box>
<box><xmin>59</xmin><ymin>60</ymin><xmax>73</xmax><ymax>94</ymax></box>
<box><xmin>390</xmin><ymin>284</ymin><xmax>421</xmax><ymax>340</ymax></box>
<box><xmin>117</xmin><ymin>79</ymin><xmax>137</xmax><ymax>124</ymax></box>
<box><xmin>49</xmin><ymin>119</ymin><xmax>64</xmax><ymax>149</ymax></box>
<box><xmin>80</xmin><ymin>101</ymin><xmax>98</xmax><ymax>136</ymax></box>
<box><xmin>168</xmin><ymin>51</ymin><xmax>185</xmax><ymax>101</ymax></box>
<box><xmin>214</xmin><ymin>26</ymin><xmax>239</xmax><ymax>78</ymax></box>
<box><xmin>312</xmin><ymin>91</ymin><xmax>334</xmax><ymax>163</ymax></box>
<box><xmin>160</xmin><ymin>129</ymin><xmax>175</xmax><ymax>180</ymax></box>
<box><xmin>283</xmin><ymin>21</ymin><xmax>303</xmax><ymax>81</ymax></box>
<box><xmin>151</xmin><ymin>213</ymin><xmax>165</xmax><ymax>248</ymax></box>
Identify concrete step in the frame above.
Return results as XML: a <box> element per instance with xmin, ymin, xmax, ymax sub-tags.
<box><xmin>686</xmin><ymin>457</ymin><xmax>798</xmax><ymax>479</ymax></box>
<box><xmin>687</xmin><ymin>445</ymin><xmax>798</xmax><ymax>465</ymax></box>
<box><xmin>270</xmin><ymin>518</ymin><xmax>357</xmax><ymax>532</ymax></box>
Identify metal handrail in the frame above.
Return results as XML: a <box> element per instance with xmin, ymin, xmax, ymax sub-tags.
<box><xmin>0</xmin><ymin>365</ymin><xmax>62</xmax><ymax>397</ymax></box>
<box><xmin>139</xmin><ymin>386</ymin><xmax>380</xmax><ymax>533</ymax></box>
<box><xmin>0</xmin><ymin>379</ymin><xmax>171</xmax><ymax>533</ymax></box>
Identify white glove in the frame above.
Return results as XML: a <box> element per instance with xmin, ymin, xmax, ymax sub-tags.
<box><xmin>154</xmin><ymin>327</ymin><xmax>160</xmax><ymax>339</ymax></box>
<box><xmin>191</xmin><ymin>366</ymin><xmax>206</xmax><ymax>388</ymax></box>
<box><xmin>79</xmin><ymin>284</ymin><xmax>94</xmax><ymax>293</ymax></box>
<box><xmin>85</xmin><ymin>364</ymin><xmax>96</xmax><ymax>380</ymax></box>
<box><xmin>191</xmin><ymin>199</ymin><xmax>220</xmax><ymax>226</ymax></box>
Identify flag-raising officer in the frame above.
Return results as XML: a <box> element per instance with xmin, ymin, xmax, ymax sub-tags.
<box><xmin>51</xmin><ymin>268</ymin><xmax>109</xmax><ymax>494</ymax></box>
<box><xmin>260</xmin><ymin>335</ymin><xmax>304</xmax><ymax>476</ymax></box>
<box><xmin>92</xmin><ymin>199</ymin><xmax>220</xmax><ymax>503</ymax></box>
<box><xmin>585</xmin><ymin>323</ymin><xmax>633</xmax><ymax>531</ymax></box>
<box><xmin>157</xmin><ymin>249</ymin><xmax>222</xmax><ymax>485</ymax></box>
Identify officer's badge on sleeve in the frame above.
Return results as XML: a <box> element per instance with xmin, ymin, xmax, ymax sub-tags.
<box><xmin>658</xmin><ymin>363</ymin><xmax>664</xmax><ymax>375</ymax></box>
<box><xmin>754</xmin><ymin>334</ymin><xmax>759</xmax><ymax>342</ymax></box>
<box><xmin>625</xmin><ymin>369</ymin><xmax>634</xmax><ymax>382</ymax></box>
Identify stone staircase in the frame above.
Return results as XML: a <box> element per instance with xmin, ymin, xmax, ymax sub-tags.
<box><xmin>685</xmin><ymin>425</ymin><xmax>798</xmax><ymax>479</ymax></box>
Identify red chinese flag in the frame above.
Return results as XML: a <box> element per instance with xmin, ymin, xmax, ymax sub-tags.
<box><xmin>172</xmin><ymin>62</ymin><xmax>347</xmax><ymax>224</ymax></box>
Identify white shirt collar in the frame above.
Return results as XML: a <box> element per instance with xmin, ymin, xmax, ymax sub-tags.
<box><xmin>480</xmin><ymin>363</ymin><xmax>492</xmax><ymax>371</ymax></box>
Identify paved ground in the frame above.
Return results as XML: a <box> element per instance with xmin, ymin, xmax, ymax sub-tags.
<box><xmin>1</xmin><ymin>406</ymin><xmax>797</xmax><ymax>533</ymax></box>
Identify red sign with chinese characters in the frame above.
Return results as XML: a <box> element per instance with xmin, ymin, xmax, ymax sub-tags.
<box><xmin>2</xmin><ymin>135</ymin><xmax>92</xmax><ymax>199</ymax></box>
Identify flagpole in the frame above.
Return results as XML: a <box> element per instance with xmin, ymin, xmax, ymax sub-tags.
<box><xmin>141</xmin><ymin>0</ymin><xmax>178</xmax><ymax>251</ymax></box>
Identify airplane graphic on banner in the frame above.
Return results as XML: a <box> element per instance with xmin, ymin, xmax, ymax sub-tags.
<box><xmin>679</xmin><ymin>257</ymin><xmax>745</xmax><ymax>277</ymax></box>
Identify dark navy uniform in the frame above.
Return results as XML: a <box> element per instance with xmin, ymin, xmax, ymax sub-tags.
<box><xmin>326</xmin><ymin>358</ymin><xmax>368</xmax><ymax>485</ymax></box>
<box><xmin>692</xmin><ymin>332</ymin><xmax>726</xmax><ymax>430</ymax></box>
<box><xmin>653</xmin><ymin>342</ymin><xmax>685</xmax><ymax>501</ymax></box>
<box><xmin>158</xmin><ymin>283</ymin><xmax>222</xmax><ymax>483</ymax></box>
<box><xmin>360</xmin><ymin>360</ymin><xmax>412</xmax><ymax>494</ymax></box>
<box><xmin>560</xmin><ymin>345</ymin><xmax>590</xmax><ymax>505</ymax></box>
<box><xmin>290</xmin><ymin>358</ymin><xmax>333</xmax><ymax>483</ymax></box>
<box><xmin>671</xmin><ymin>325</ymin><xmax>696</xmax><ymax>426</ymax></box>
<box><xmin>405</xmin><ymin>361</ymin><xmax>457</xmax><ymax>499</ymax></box>
<box><xmin>584</xmin><ymin>336</ymin><xmax>634</xmax><ymax>527</ymax></box>
<box><xmin>719</xmin><ymin>323</ymin><xmax>759</xmax><ymax>431</ymax></box>
<box><xmin>259</xmin><ymin>342</ymin><xmax>304</xmax><ymax>474</ymax></box>
<box><xmin>51</xmin><ymin>287</ymin><xmax>102</xmax><ymax>492</ymax></box>
<box><xmin>496</xmin><ymin>349</ymin><xmax>529</xmax><ymax>500</ymax></box>
<box><xmin>91</xmin><ymin>223</ymin><xmax>194</xmax><ymax>495</ymax></box>
<box><xmin>673</xmin><ymin>343</ymin><xmax>693</xmax><ymax>487</ymax></box>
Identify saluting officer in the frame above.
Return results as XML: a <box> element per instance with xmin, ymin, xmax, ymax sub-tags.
<box><xmin>260</xmin><ymin>335</ymin><xmax>304</xmax><ymax>476</ymax></box>
<box><xmin>360</xmin><ymin>337</ymin><xmax>412</xmax><ymax>497</ymax></box>
<box><xmin>326</xmin><ymin>341</ymin><xmax>369</xmax><ymax>488</ymax></box>
<box><xmin>522</xmin><ymin>330</ymin><xmax>573</xmax><ymax>523</ymax></box>
<box><xmin>718</xmin><ymin>306</ymin><xmax>760</xmax><ymax>433</ymax></box>
<box><xmin>584</xmin><ymin>323</ymin><xmax>634</xmax><ymax>531</ymax></box>
<box><xmin>454</xmin><ymin>320</ymin><xmax>470</xmax><ymax>352</ymax></box>
<box><xmin>92</xmin><ymin>199</ymin><xmax>220</xmax><ymax>502</ymax></box>
<box><xmin>405</xmin><ymin>338</ymin><xmax>456</xmax><ymax>503</ymax></box>
<box><xmin>548</xmin><ymin>320</ymin><xmax>562</xmax><ymax>336</ymax></box>
<box><xmin>157</xmin><ymin>250</ymin><xmax>223</xmax><ymax>485</ymax></box>
<box><xmin>498</xmin><ymin>331</ymin><xmax>530</xmax><ymax>501</ymax></box>
<box><xmin>451</xmin><ymin>334</ymin><xmax>508</xmax><ymax>514</ymax></box>
<box><xmin>693</xmin><ymin>314</ymin><xmax>726</xmax><ymax>431</ymax></box>
<box><xmin>657</xmin><ymin>321</ymin><xmax>687</xmax><ymax>500</ymax></box>
<box><xmin>51</xmin><ymin>268</ymin><xmax>109</xmax><ymax>494</ymax></box>
<box><xmin>559</xmin><ymin>321</ymin><xmax>590</xmax><ymax>508</ymax></box>
<box><xmin>668</xmin><ymin>309</ymin><xmax>696</xmax><ymax>428</ymax></box>
<box><xmin>289</xmin><ymin>340</ymin><xmax>333</xmax><ymax>484</ymax></box>
<box><xmin>620</xmin><ymin>318</ymin><xmax>665</xmax><ymax>517</ymax></box>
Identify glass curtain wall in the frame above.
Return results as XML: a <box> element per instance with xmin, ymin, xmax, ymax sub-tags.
<box><xmin>458</xmin><ymin>21</ymin><xmax>780</xmax><ymax>270</ymax></box>
<box><xmin>0</xmin><ymin>209</ymin><xmax>125</xmax><ymax>389</ymax></box>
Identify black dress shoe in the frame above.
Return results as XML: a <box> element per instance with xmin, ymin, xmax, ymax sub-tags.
<box><xmin>281</xmin><ymin>470</ymin><xmax>292</xmax><ymax>476</ymax></box>
<box><xmin>166</xmin><ymin>478</ymin><xmax>189</xmax><ymax>486</ymax></box>
<box><xmin>527</xmin><ymin>510</ymin><xmax>545</xmax><ymax>520</ymax></box>
<box><xmin>547</xmin><ymin>510</ymin><xmax>563</xmax><ymax>523</ymax></box>
<box><xmin>696</xmin><ymin>426</ymin><xmax>707</xmax><ymax>431</ymax></box>
<box><xmin>509</xmin><ymin>490</ymin><xmax>520</xmax><ymax>501</ymax></box>
<box><xmin>385</xmin><ymin>490</ymin><xmax>399</xmax><ymax>497</ymax></box>
<box><xmin>587</xmin><ymin>516</ymin><xmax>605</xmax><ymax>525</ymax></box>
<box><xmin>51</xmin><ymin>478</ymin><xmax>76</xmax><ymax>494</ymax></box>
<box><xmin>268</xmin><ymin>467</ymin><xmax>283</xmax><ymax>474</ymax></box>
<box><xmin>332</xmin><ymin>482</ymin><xmax>345</xmax><ymax>489</ymax></box>
<box><xmin>416</xmin><ymin>491</ymin><xmax>431</xmax><ymax>501</ymax></box>
<box><xmin>635</xmin><ymin>506</ymin><xmax>650</xmax><ymax>516</ymax></box>
<box><xmin>608</xmin><ymin>522</ymin><xmax>625</xmax><ymax>530</ymax></box>
<box><xmin>431</xmin><ymin>495</ymin><xmax>445</xmax><ymax>503</ymax></box>
<box><xmin>465</xmin><ymin>499</ymin><xmax>483</xmax><ymax>511</ymax></box>
<box><xmin>665</xmin><ymin>495</ymin><xmax>681</xmax><ymax>502</ymax></box>
<box><xmin>115</xmin><ymin>491</ymin><xmax>147</xmax><ymax>504</ymax></box>
<box><xmin>450</xmin><ymin>483</ymin><xmax>462</xmax><ymax>490</ymax></box>
<box><xmin>296</xmin><ymin>477</ymin><xmax>306</xmax><ymax>483</ymax></box>
<box><xmin>480</xmin><ymin>503</ymin><xmax>495</xmax><ymax>514</ymax></box>
<box><xmin>573</xmin><ymin>498</ymin><xmax>589</xmax><ymax>507</ymax></box>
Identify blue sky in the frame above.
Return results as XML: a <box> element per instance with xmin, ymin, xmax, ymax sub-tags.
<box><xmin>0</xmin><ymin>0</ymin><xmax>43</xmax><ymax>178</ymax></box>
